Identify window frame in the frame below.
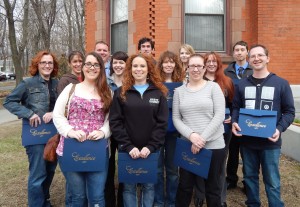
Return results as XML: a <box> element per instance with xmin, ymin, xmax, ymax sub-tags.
<box><xmin>183</xmin><ymin>0</ymin><xmax>230</xmax><ymax>53</ymax></box>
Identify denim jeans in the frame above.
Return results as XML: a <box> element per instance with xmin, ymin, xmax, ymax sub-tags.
<box><xmin>25</xmin><ymin>144</ymin><xmax>57</xmax><ymax>207</ymax></box>
<box><xmin>154</xmin><ymin>132</ymin><xmax>178</xmax><ymax>207</ymax></box>
<box><xmin>63</xmin><ymin>154</ymin><xmax>108</xmax><ymax>207</ymax></box>
<box><xmin>240</xmin><ymin>146</ymin><xmax>284</xmax><ymax>207</ymax></box>
<box><xmin>123</xmin><ymin>183</ymin><xmax>155</xmax><ymax>207</ymax></box>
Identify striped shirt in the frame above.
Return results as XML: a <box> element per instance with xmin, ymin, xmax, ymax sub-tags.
<box><xmin>172</xmin><ymin>81</ymin><xmax>225</xmax><ymax>149</ymax></box>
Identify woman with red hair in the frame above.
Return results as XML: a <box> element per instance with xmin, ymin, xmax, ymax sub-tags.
<box><xmin>4</xmin><ymin>50</ymin><xmax>59</xmax><ymax>207</ymax></box>
<box><xmin>109</xmin><ymin>54</ymin><xmax>169</xmax><ymax>207</ymax></box>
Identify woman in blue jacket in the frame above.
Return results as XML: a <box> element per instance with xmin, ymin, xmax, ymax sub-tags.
<box><xmin>4</xmin><ymin>51</ymin><xmax>59</xmax><ymax>207</ymax></box>
<box><xmin>109</xmin><ymin>54</ymin><xmax>169</xmax><ymax>207</ymax></box>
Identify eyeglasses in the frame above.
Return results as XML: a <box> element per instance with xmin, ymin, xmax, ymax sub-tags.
<box><xmin>206</xmin><ymin>60</ymin><xmax>217</xmax><ymax>65</ymax></box>
<box><xmin>188</xmin><ymin>65</ymin><xmax>204</xmax><ymax>70</ymax></box>
<box><xmin>39</xmin><ymin>61</ymin><xmax>53</xmax><ymax>67</ymax></box>
<box><xmin>84</xmin><ymin>62</ymin><xmax>101</xmax><ymax>69</ymax></box>
<box><xmin>249</xmin><ymin>54</ymin><xmax>267</xmax><ymax>59</ymax></box>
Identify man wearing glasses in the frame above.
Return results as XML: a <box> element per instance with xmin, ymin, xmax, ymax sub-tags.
<box><xmin>231</xmin><ymin>44</ymin><xmax>295</xmax><ymax>207</ymax></box>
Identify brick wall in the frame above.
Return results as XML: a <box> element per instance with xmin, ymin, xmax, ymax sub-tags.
<box><xmin>86</xmin><ymin>0</ymin><xmax>300</xmax><ymax>84</ymax></box>
<box><xmin>255</xmin><ymin>0</ymin><xmax>300</xmax><ymax>84</ymax></box>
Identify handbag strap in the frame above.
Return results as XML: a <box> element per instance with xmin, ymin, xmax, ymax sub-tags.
<box><xmin>64</xmin><ymin>84</ymin><xmax>76</xmax><ymax>117</ymax></box>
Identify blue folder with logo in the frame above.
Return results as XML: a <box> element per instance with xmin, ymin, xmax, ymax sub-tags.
<box><xmin>238</xmin><ymin>108</ymin><xmax>277</xmax><ymax>138</ymax></box>
<box><xmin>118</xmin><ymin>151</ymin><xmax>159</xmax><ymax>184</ymax></box>
<box><xmin>174</xmin><ymin>138</ymin><xmax>212</xmax><ymax>179</ymax></box>
<box><xmin>60</xmin><ymin>138</ymin><xmax>107</xmax><ymax>172</ymax></box>
<box><xmin>164</xmin><ymin>82</ymin><xmax>182</xmax><ymax>108</ymax></box>
<box><xmin>22</xmin><ymin>119</ymin><xmax>57</xmax><ymax>146</ymax></box>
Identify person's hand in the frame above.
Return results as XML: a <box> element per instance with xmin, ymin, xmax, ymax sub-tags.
<box><xmin>140</xmin><ymin>147</ymin><xmax>151</xmax><ymax>159</ymax></box>
<box><xmin>87</xmin><ymin>130</ymin><xmax>105</xmax><ymax>140</ymax></box>
<box><xmin>268</xmin><ymin>129</ymin><xmax>280</xmax><ymax>142</ymax></box>
<box><xmin>224</xmin><ymin>116</ymin><xmax>231</xmax><ymax>124</ymax></box>
<box><xmin>189</xmin><ymin>133</ymin><xmax>206</xmax><ymax>149</ymax></box>
<box><xmin>67</xmin><ymin>129</ymin><xmax>87</xmax><ymax>142</ymax></box>
<box><xmin>29</xmin><ymin>114</ymin><xmax>41</xmax><ymax>127</ymax></box>
<box><xmin>191</xmin><ymin>144</ymin><xmax>200</xmax><ymax>154</ymax></box>
<box><xmin>129</xmin><ymin>147</ymin><xmax>140</xmax><ymax>159</ymax></box>
<box><xmin>232</xmin><ymin>122</ymin><xmax>242</xmax><ymax>136</ymax></box>
<box><xmin>43</xmin><ymin>112</ymin><xmax>53</xmax><ymax>123</ymax></box>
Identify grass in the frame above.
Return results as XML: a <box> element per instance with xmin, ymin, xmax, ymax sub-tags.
<box><xmin>1</xmin><ymin>121</ymin><xmax>300</xmax><ymax>206</ymax></box>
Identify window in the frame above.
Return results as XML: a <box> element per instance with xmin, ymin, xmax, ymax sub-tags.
<box><xmin>184</xmin><ymin>0</ymin><xmax>226</xmax><ymax>52</ymax></box>
<box><xmin>111</xmin><ymin>0</ymin><xmax>128</xmax><ymax>53</ymax></box>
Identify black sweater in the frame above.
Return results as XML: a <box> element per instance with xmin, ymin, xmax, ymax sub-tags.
<box><xmin>109</xmin><ymin>84</ymin><xmax>168</xmax><ymax>153</ymax></box>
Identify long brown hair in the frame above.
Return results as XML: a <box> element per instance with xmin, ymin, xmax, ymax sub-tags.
<box><xmin>204</xmin><ymin>52</ymin><xmax>234</xmax><ymax>101</ymax></box>
<box><xmin>81</xmin><ymin>52</ymin><xmax>112</xmax><ymax>113</ymax></box>
<box><xmin>29</xmin><ymin>50</ymin><xmax>59</xmax><ymax>77</ymax></box>
<box><xmin>121</xmin><ymin>54</ymin><xmax>168</xmax><ymax>101</ymax></box>
<box><xmin>157</xmin><ymin>51</ymin><xmax>184</xmax><ymax>82</ymax></box>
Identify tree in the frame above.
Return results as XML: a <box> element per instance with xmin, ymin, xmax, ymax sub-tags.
<box><xmin>3</xmin><ymin>0</ymin><xmax>29</xmax><ymax>84</ymax></box>
<box><xmin>29</xmin><ymin>0</ymin><xmax>57</xmax><ymax>50</ymax></box>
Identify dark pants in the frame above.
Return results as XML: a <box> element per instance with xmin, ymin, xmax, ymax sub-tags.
<box><xmin>176</xmin><ymin>148</ymin><xmax>226</xmax><ymax>207</ymax></box>
<box><xmin>105</xmin><ymin>137</ymin><xmax>124</xmax><ymax>207</ymax></box>
<box><xmin>226</xmin><ymin>133</ymin><xmax>241</xmax><ymax>184</ymax></box>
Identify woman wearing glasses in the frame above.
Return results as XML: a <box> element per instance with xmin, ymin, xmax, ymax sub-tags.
<box><xmin>173</xmin><ymin>54</ymin><xmax>226</xmax><ymax>207</ymax></box>
<box><xmin>53</xmin><ymin>52</ymin><xmax>112</xmax><ymax>206</ymax></box>
<box><xmin>4</xmin><ymin>51</ymin><xmax>59</xmax><ymax>207</ymax></box>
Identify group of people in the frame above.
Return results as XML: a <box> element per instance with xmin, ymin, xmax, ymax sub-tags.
<box><xmin>3</xmin><ymin>37</ymin><xmax>295</xmax><ymax>207</ymax></box>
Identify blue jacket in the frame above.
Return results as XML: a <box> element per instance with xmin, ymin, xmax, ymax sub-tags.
<box><xmin>232</xmin><ymin>73</ymin><xmax>295</xmax><ymax>149</ymax></box>
<box><xmin>4</xmin><ymin>74</ymin><xmax>58</xmax><ymax>119</ymax></box>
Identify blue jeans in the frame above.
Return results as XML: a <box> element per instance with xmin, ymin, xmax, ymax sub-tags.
<box><xmin>25</xmin><ymin>144</ymin><xmax>57</xmax><ymax>207</ymax></box>
<box><xmin>123</xmin><ymin>183</ymin><xmax>155</xmax><ymax>207</ymax></box>
<box><xmin>154</xmin><ymin>132</ymin><xmax>178</xmax><ymax>207</ymax></box>
<box><xmin>241</xmin><ymin>146</ymin><xmax>284</xmax><ymax>207</ymax></box>
<box><xmin>62</xmin><ymin>155</ymin><xmax>108</xmax><ymax>207</ymax></box>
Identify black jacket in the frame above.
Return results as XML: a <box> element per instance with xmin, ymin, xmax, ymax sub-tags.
<box><xmin>109</xmin><ymin>84</ymin><xmax>168</xmax><ymax>153</ymax></box>
<box><xmin>224</xmin><ymin>61</ymin><xmax>253</xmax><ymax>80</ymax></box>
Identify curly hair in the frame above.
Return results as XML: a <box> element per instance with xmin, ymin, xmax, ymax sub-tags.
<box><xmin>29</xmin><ymin>50</ymin><xmax>59</xmax><ymax>77</ymax></box>
<box><xmin>204</xmin><ymin>52</ymin><xmax>234</xmax><ymax>101</ymax></box>
<box><xmin>157</xmin><ymin>51</ymin><xmax>184</xmax><ymax>82</ymax></box>
<box><xmin>121</xmin><ymin>54</ymin><xmax>168</xmax><ymax>101</ymax></box>
<box><xmin>81</xmin><ymin>52</ymin><xmax>112</xmax><ymax>113</ymax></box>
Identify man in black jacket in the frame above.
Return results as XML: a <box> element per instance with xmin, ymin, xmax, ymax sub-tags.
<box><xmin>224</xmin><ymin>41</ymin><xmax>252</xmax><ymax>192</ymax></box>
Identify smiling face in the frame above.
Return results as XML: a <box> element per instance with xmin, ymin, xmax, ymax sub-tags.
<box><xmin>83</xmin><ymin>55</ymin><xmax>101</xmax><ymax>81</ymax></box>
<box><xmin>162</xmin><ymin>57</ymin><xmax>175</xmax><ymax>75</ymax></box>
<box><xmin>188</xmin><ymin>56</ymin><xmax>205</xmax><ymax>83</ymax></box>
<box><xmin>69</xmin><ymin>55</ymin><xmax>83</xmax><ymax>76</ymax></box>
<box><xmin>38</xmin><ymin>55</ymin><xmax>54</xmax><ymax>80</ymax></box>
<box><xmin>205</xmin><ymin>54</ymin><xmax>218</xmax><ymax>74</ymax></box>
<box><xmin>179</xmin><ymin>47</ymin><xmax>191</xmax><ymax>64</ymax></box>
<box><xmin>112</xmin><ymin>58</ymin><xmax>126</xmax><ymax>76</ymax></box>
<box><xmin>131</xmin><ymin>56</ymin><xmax>148</xmax><ymax>85</ymax></box>
<box><xmin>249</xmin><ymin>46</ymin><xmax>270</xmax><ymax>71</ymax></box>
<box><xmin>95</xmin><ymin>43</ymin><xmax>110</xmax><ymax>63</ymax></box>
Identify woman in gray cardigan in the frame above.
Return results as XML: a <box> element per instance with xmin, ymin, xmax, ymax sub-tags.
<box><xmin>173</xmin><ymin>54</ymin><xmax>226</xmax><ymax>207</ymax></box>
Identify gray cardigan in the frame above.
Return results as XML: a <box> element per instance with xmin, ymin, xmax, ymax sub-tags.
<box><xmin>172</xmin><ymin>81</ymin><xmax>225</xmax><ymax>149</ymax></box>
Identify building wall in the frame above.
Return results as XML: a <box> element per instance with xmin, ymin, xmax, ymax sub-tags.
<box><xmin>85</xmin><ymin>0</ymin><xmax>300</xmax><ymax>84</ymax></box>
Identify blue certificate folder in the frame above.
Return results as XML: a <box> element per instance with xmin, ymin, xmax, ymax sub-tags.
<box><xmin>118</xmin><ymin>151</ymin><xmax>159</xmax><ymax>184</ymax></box>
<box><xmin>164</xmin><ymin>82</ymin><xmax>182</xmax><ymax>108</ymax></box>
<box><xmin>60</xmin><ymin>138</ymin><xmax>107</xmax><ymax>172</ymax></box>
<box><xmin>174</xmin><ymin>138</ymin><xmax>212</xmax><ymax>179</ymax></box>
<box><xmin>22</xmin><ymin>119</ymin><xmax>57</xmax><ymax>146</ymax></box>
<box><xmin>238</xmin><ymin>108</ymin><xmax>277</xmax><ymax>138</ymax></box>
